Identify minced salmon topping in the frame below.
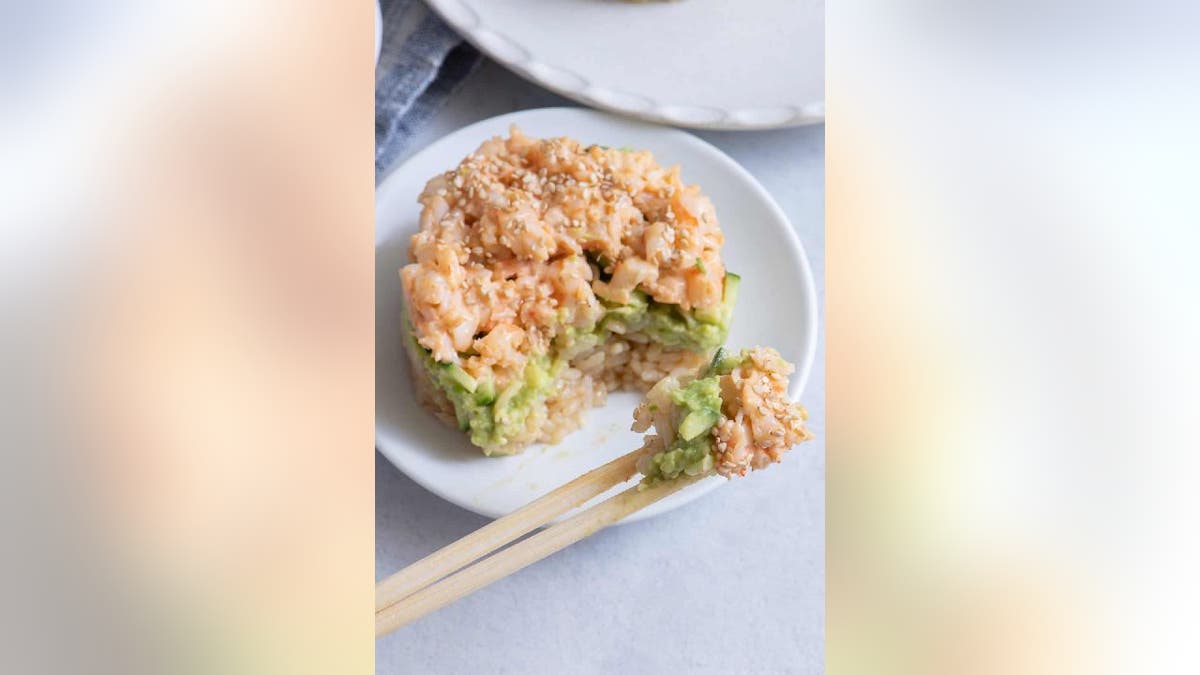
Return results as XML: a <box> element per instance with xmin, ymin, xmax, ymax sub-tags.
<box><xmin>400</xmin><ymin>127</ymin><xmax>727</xmax><ymax>384</ymax></box>
<box><xmin>712</xmin><ymin>347</ymin><xmax>812</xmax><ymax>477</ymax></box>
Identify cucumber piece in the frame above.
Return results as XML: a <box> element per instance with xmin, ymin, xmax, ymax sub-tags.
<box><xmin>712</xmin><ymin>349</ymin><xmax>745</xmax><ymax>376</ymax></box>
<box><xmin>722</xmin><ymin>272</ymin><xmax>741</xmax><ymax>316</ymax></box>
<box><xmin>473</xmin><ymin>378</ymin><xmax>496</xmax><ymax>405</ymax></box>
<box><xmin>706</xmin><ymin>347</ymin><xmax>728</xmax><ymax>376</ymax></box>
<box><xmin>707</xmin><ymin>343</ymin><xmax>747</xmax><ymax>376</ymax></box>
<box><xmin>443</xmin><ymin>363</ymin><xmax>477</xmax><ymax>393</ymax></box>
<box><xmin>695</xmin><ymin>272</ymin><xmax>741</xmax><ymax>325</ymax></box>
<box><xmin>678</xmin><ymin>409</ymin><xmax>719</xmax><ymax>441</ymax></box>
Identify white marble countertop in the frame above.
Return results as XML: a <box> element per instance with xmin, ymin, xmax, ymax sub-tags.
<box><xmin>377</xmin><ymin>60</ymin><xmax>825</xmax><ymax>675</ymax></box>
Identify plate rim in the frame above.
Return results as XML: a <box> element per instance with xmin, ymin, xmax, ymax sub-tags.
<box><xmin>376</xmin><ymin>107</ymin><xmax>818</xmax><ymax>522</ymax></box>
<box><xmin>375</xmin><ymin>1</ymin><xmax>383</xmax><ymax>65</ymax></box>
<box><xmin>422</xmin><ymin>0</ymin><xmax>825</xmax><ymax>131</ymax></box>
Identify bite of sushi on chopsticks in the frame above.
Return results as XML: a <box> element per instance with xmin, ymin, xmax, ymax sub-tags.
<box><xmin>376</xmin><ymin>346</ymin><xmax>812</xmax><ymax>637</ymax></box>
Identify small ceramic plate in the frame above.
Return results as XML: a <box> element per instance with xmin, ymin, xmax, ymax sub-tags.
<box><xmin>423</xmin><ymin>0</ymin><xmax>824</xmax><ymax>130</ymax></box>
<box><xmin>376</xmin><ymin>108</ymin><xmax>817</xmax><ymax>523</ymax></box>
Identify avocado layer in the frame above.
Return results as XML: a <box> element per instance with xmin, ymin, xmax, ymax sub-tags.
<box><xmin>600</xmin><ymin>273</ymin><xmax>740</xmax><ymax>351</ymax></box>
<box><xmin>639</xmin><ymin>348</ymin><xmax>759</xmax><ymax>484</ymax></box>
<box><xmin>639</xmin><ymin>375</ymin><xmax>724</xmax><ymax>484</ymax></box>
<box><xmin>407</xmin><ymin>327</ymin><xmax>559</xmax><ymax>455</ymax></box>
<box><xmin>407</xmin><ymin>272</ymin><xmax>739</xmax><ymax>456</ymax></box>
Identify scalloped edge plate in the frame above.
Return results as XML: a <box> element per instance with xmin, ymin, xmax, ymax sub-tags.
<box><xmin>423</xmin><ymin>0</ymin><xmax>824</xmax><ymax>130</ymax></box>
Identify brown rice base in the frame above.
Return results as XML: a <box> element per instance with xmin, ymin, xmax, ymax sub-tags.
<box><xmin>406</xmin><ymin>333</ymin><xmax>711</xmax><ymax>455</ymax></box>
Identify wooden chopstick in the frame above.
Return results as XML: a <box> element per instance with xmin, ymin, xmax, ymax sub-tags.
<box><xmin>376</xmin><ymin>472</ymin><xmax>705</xmax><ymax>636</ymax></box>
<box><xmin>375</xmin><ymin>448</ymin><xmax>642</xmax><ymax>613</ymax></box>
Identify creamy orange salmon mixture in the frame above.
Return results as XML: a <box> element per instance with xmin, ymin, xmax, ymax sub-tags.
<box><xmin>400</xmin><ymin>128</ymin><xmax>739</xmax><ymax>455</ymax></box>
<box><xmin>633</xmin><ymin>347</ymin><xmax>812</xmax><ymax>483</ymax></box>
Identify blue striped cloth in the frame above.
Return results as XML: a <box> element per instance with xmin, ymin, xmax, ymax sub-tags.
<box><xmin>376</xmin><ymin>0</ymin><xmax>481</xmax><ymax>179</ymax></box>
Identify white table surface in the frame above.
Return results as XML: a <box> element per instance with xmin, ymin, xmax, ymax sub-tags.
<box><xmin>376</xmin><ymin>60</ymin><xmax>825</xmax><ymax>675</ymax></box>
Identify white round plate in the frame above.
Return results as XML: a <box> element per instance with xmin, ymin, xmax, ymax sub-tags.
<box><xmin>376</xmin><ymin>108</ymin><xmax>817</xmax><ymax>523</ymax></box>
<box><xmin>424</xmin><ymin>0</ymin><xmax>824</xmax><ymax>130</ymax></box>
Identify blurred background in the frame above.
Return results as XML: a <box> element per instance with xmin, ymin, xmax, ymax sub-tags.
<box><xmin>829</xmin><ymin>1</ymin><xmax>1199</xmax><ymax>673</ymax></box>
<box><xmin>1</xmin><ymin>2</ymin><xmax>374</xmax><ymax>674</ymax></box>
